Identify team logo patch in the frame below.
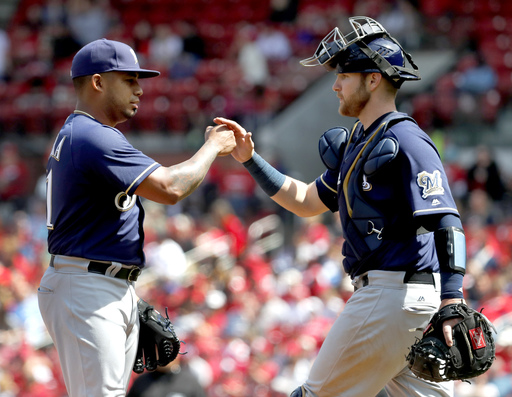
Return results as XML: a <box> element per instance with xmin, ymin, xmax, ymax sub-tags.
<box><xmin>417</xmin><ymin>170</ymin><xmax>444</xmax><ymax>199</ymax></box>
<box><xmin>469</xmin><ymin>327</ymin><xmax>487</xmax><ymax>349</ymax></box>
<box><xmin>130</xmin><ymin>48</ymin><xmax>139</xmax><ymax>65</ymax></box>
<box><xmin>115</xmin><ymin>192</ymin><xmax>137</xmax><ymax>212</ymax></box>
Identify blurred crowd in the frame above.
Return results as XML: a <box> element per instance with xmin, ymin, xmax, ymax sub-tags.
<box><xmin>1</xmin><ymin>0</ymin><xmax>512</xmax><ymax>396</ymax></box>
<box><xmin>1</xmin><ymin>141</ymin><xmax>512</xmax><ymax>397</ymax></box>
<box><xmin>0</xmin><ymin>0</ymin><xmax>510</xmax><ymax>137</ymax></box>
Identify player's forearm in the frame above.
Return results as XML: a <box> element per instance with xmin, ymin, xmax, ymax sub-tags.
<box><xmin>164</xmin><ymin>140</ymin><xmax>220</xmax><ymax>203</ymax></box>
<box><xmin>271</xmin><ymin>178</ymin><xmax>327</xmax><ymax>217</ymax></box>
<box><xmin>244</xmin><ymin>152</ymin><xmax>327</xmax><ymax>217</ymax></box>
<box><xmin>136</xmin><ymin>140</ymin><xmax>223</xmax><ymax>204</ymax></box>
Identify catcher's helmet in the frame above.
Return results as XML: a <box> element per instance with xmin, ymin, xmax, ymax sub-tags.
<box><xmin>300</xmin><ymin>16</ymin><xmax>420</xmax><ymax>88</ymax></box>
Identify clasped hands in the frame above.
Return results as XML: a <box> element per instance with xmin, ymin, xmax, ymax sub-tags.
<box><xmin>205</xmin><ymin>117</ymin><xmax>254</xmax><ymax>163</ymax></box>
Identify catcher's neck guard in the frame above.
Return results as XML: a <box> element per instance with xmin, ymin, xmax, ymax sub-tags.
<box><xmin>300</xmin><ymin>16</ymin><xmax>420</xmax><ymax>88</ymax></box>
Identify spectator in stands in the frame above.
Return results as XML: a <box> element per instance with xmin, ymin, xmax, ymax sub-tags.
<box><xmin>0</xmin><ymin>143</ymin><xmax>30</xmax><ymax>212</ymax></box>
<box><xmin>148</xmin><ymin>24</ymin><xmax>184</xmax><ymax>71</ymax></box>
<box><xmin>235</xmin><ymin>24</ymin><xmax>269</xmax><ymax>89</ymax></box>
<box><xmin>66</xmin><ymin>0</ymin><xmax>114</xmax><ymax>46</ymax></box>
<box><xmin>292</xmin><ymin>9</ymin><xmax>328</xmax><ymax>58</ymax></box>
<box><xmin>269</xmin><ymin>0</ymin><xmax>299</xmax><ymax>23</ymax></box>
<box><xmin>9</xmin><ymin>25</ymin><xmax>39</xmax><ymax>76</ymax></box>
<box><xmin>353</xmin><ymin>0</ymin><xmax>386</xmax><ymax>19</ymax></box>
<box><xmin>23</xmin><ymin>4</ymin><xmax>45</xmax><ymax>33</ymax></box>
<box><xmin>255</xmin><ymin>23</ymin><xmax>292</xmax><ymax>62</ymax></box>
<box><xmin>127</xmin><ymin>355</ymin><xmax>206</xmax><ymax>397</ymax></box>
<box><xmin>466</xmin><ymin>145</ymin><xmax>507</xmax><ymax>202</ymax></box>
<box><xmin>455</xmin><ymin>53</ymin><xmax>498</xmax><ymax>95</ymax></box>
<box><xmin>168</xmin><ymin>22</ymin><xmax>205</xmax><ymax>79</ymax></box>
<box><xmin>0</xmin><ymin>28</ymin><xmax>10</xmax><ymax>81</ymax></box>
<box><xmin>40</xmin><ymin>0</ymin><xmax>67</xmax><ymax>26</ymax></box>
<box><xmin>132</xmin><ymin>20</ymin><xmax>152</xmax><ymax>62</ymax></box>
<box><xmin>209</xmin><ymin>198</ymin><xmax>248</xmax><ymax>258</ymax></box>
<box><xmin>179</xmin><ymin>21</ymin><xmax>205</xmax><ymax>60</ymax></box>
<box><xmin>48</xmin><ymin>23</ymin><xmax>81</xmax><ymax>61</ymax></box>
<box><xmin>464</xmin><ymin>189</ymin><xmax>502</xmax><ymax>226</ymax></box>
<box><xmin>378</xmin><ymin>0</ymin><xmax>422</xmax><ymax>50</ymax></box>
<box><xmin>143</xmin><ymin>202</ymin><xmax>189</xmax><ymax>282</ymax></box>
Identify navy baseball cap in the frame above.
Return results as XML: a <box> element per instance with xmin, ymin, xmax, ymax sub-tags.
<box><xmin>70</xmin><ymin>38</ymin><xmax>160</xmax><ymax>79</ymax></box>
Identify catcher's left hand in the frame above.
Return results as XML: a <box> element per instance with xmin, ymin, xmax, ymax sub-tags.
<box><xmin>133</xmin><ymin>298</ymin><xmax>182</xmax><ymax>374</ymax></box>
<box><xmin>407</xmin><ymin>303</ymin><xmax>496</xmax><ymax>382</ymax></box>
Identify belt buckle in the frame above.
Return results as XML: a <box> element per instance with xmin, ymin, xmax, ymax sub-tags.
<box><xmin>127</xmin><ymin>267</ymin><xmax>141</xmax><ymax>282</ymax></box>
<box><xmin>352</xmin><ymin>274</ymin><xmax>369</xmax><ymax>291</ymax></box>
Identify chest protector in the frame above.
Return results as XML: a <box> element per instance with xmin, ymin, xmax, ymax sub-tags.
<box><xmin>319</xmin><ymin>112</ymin><xmax>417</xmax><ymax>263</ymax></box>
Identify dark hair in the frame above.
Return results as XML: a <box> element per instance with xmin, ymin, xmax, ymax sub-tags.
<box><xmin>72</xmin><ymin>75</ymin><xmax>91</xmax><ymax>91</ymax></box>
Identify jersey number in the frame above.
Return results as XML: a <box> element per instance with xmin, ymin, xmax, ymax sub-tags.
<box><xmin>46</xmin><ymin>170</ymin><xmax>54</xmax><ymax>230</ymax></box>
<box><xmin>46</xmin><ymin>136</ymin><xmax>66</xmax><ymax>230</ymax></box>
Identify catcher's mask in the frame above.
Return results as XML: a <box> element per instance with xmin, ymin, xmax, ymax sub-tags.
<box><xmin>300</xmin><ymin>16</ymin><xmax>420</xmax><ymax>88</ymax></box>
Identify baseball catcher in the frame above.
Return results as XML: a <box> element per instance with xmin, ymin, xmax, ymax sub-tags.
<box><xmin>214</xmin><ymin>14</ymin><xmax>483</xmax><ymax>397</ymax></box>
<box><xmin>133</xmin><ymin>298</ymin><xmax>182</xmax><ymax>373</ymax></box>
<box><xmin>407</xmin><ymin>303</ymin><xmax>496</xmax><ymax>382</ymax></box>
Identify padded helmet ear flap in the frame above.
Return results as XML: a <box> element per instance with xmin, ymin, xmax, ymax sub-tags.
<box><xmin>318</xmin><ymin>126</ymin><xmax>349</xmax><ymax>171</ymax></box>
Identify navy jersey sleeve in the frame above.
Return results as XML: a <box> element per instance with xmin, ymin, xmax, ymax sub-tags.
<box><xmin>315</xmin><ymin>169</ymin><xmax>339</xmax><ymax>212</ymax></box>
<box><xmin>73</xmin><ymin>122</ymin><xmax>160</xmax><ymax>194</ymax></box>
<box><xmin>390</xmin><ymin>123</ymin><xmax>459</xmax><ymax>219</ymax></box>
<box><xmin>47</xmin><ymin>115</ymin><xmax>161</xmax><ymax>264</ymax></box>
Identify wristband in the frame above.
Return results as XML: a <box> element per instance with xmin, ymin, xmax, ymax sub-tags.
<box><xmin>243</xmin><ymin>152</ymin><xmax>286</xmax><ymax>196</ymax></box>
<box><xmin>440</xmin><ymin>272</ymin><xmax>464</xmax><ymax>300</ymax></box>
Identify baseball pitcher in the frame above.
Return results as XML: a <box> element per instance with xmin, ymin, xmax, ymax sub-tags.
<box><xmin>38</xmin><ymin>39</ymin><xmax>235</xmax><ymax>397</ymax></box>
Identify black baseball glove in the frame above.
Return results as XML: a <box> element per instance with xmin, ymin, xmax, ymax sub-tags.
<box><xmin>133</xmin><ymin>298</ymin><xmax>182</xmax><ymax>374</ymax></box>
<box><xmin>407</xmin><ymin>303</ymin><xmax>496</xmax><ymax>382</ymax></box>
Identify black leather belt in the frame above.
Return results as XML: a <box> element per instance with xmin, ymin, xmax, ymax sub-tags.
<box><xmin>49</xmin><ymin>256</ymin><xmax>141</xmax><ymax>282</ymax></box>
<box><xmin>403</xmin><ymin>271</ymin><xmax>434</xmax><ymax>285</ymax></box>
<box><xmin>360</xmin><ymin>271</ymin><xmax>434</xmax><ymax>288</ymax></box>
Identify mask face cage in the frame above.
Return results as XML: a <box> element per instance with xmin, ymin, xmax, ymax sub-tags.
<box><xmin>300</xmin><ymin>16</ymin><xmax>387</xmax><ymax>68</ymax></box>
<box><xmin>300</xmin><ymin>16</ymin><xmax>420</xmax><ymax>87</ymax></box>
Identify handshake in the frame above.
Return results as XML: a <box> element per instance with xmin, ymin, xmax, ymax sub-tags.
<box><xmin>205</xmin><ymin>117</ymin><xmax>254</xmax><ymax>163</ymax></box>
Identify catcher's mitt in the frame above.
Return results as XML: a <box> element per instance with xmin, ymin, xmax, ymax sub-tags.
<box><xmin>407</xmin><ymin>303</ymin><xmax>496</xmax><ymax>382</ymax></box>
<box><xmin>133</xmin><ymin>298</ymin><xmax>182</xmax><ymax>374</ymax></box>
